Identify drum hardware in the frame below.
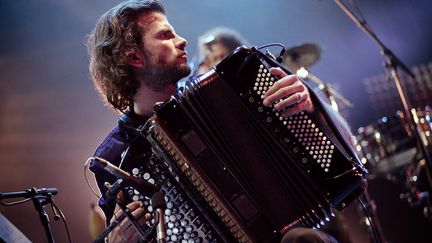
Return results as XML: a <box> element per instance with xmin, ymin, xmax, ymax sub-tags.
<box><xmin>402</xmin><ymin>160</ymin><xmax>432</xmax><ymax>221</ymax></box>
<box><xmin>334</xmin><ymin>0</ymin><xmax>432</xmax><ymax>192</ymax></box>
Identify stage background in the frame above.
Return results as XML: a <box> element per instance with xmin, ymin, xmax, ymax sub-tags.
<box><xmin>1</xmin><ymin>0</ymin><xmax>431</xmax><ymax>242</ymax></box>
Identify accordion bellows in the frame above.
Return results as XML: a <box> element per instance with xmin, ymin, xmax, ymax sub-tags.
<box><xmin>146</xmin><ymin>46</ymin><xmax>367</xmax><ymax>242</ymax></box>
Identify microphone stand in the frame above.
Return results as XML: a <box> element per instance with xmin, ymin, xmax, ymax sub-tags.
<box><xmin>31</xmin><ymin>192</ymin><xmax>56</xmax><ymax>243</ymax></box>
<box><xmin>0</xmin><ymin>188</ymin><xmax>59</xmax><ymax>243</ymax></box>
<box><xmin>333</xmin><ymin>0</ymin><xmax>432</xmax><ymax>190</ymax></box>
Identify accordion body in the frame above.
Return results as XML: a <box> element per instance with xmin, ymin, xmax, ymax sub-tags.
<box><xmin>145</xmin><ymin>46</ymin><xmax>367</xmax><ymax>242</ymax></box>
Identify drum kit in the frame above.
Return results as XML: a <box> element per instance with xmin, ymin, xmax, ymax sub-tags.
<box><xmin>283</xmin><ymin>43</ymin><xmax>432</xmax><ymax>242</ymax></box>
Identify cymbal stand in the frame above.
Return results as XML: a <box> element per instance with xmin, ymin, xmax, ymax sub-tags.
<box><xmin>333</xmin><ymin>0</ymin><xmax>432</xmax><ymax>190</ymax></box>
<box><xmin>323</xmin><ymin>84</ymin><xmax>340</xmax><ymax>112</ymax></box>
<box><xmin>297</xmin><ymin>67</ymin><xmax>354</xmax><ymax>112</ymax></box>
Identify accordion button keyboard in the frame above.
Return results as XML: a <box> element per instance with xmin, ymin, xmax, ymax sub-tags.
<box><xmin>123</xmin><ymin>156</ymin><xmax>224</xmax><ymax>242</ymax></box>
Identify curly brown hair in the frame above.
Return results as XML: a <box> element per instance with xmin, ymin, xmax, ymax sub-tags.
<box><xmin>87</xmin><ymin>0</ymin><xmax>164</xmax><ymax>113</ymax></box>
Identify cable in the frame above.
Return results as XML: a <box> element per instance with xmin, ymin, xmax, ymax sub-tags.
<box><xmin>0</xmin><ymin>198</ymin><xmax>32</xmax><ymax>206</ymax></box>
<box><xmin>84</xmin><ymin>157</ymin><xmax>103</xmax><ymax>199</ymax></box>
<box><xmin>257</xmin><ymin>43</ymin><xmax>286</xmax><ymax>63</ymax></box>
<box><xmin>52</xmin><ymin>202</ymin><xmax>73</xmax><ymax>243</ymax></box>
<box><xmin>356</xmin><ymin>197</ymin><xmax>380</xmax><ymax>243</ymax></box>
<box><xmin>258</xmin><ymin>43</ymin><xmax>285</xmax><ymax>50</ymax></box>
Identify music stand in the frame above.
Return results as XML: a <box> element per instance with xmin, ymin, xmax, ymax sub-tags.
<box><xmin>0</xmin><ymin>213</ymin><xmax>31</xmax><ymax>243</ymax></box>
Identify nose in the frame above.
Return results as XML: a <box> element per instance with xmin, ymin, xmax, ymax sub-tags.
<box><xmin>176</xmin><ymin>34</ymin><xmax>187</xmax><ymax>50</ymax></box>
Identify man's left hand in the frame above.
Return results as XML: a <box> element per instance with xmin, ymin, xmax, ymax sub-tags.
<box><xmin>263</xmin><ymin>67</ymin><xmax>314</xmax><ymax>117</ymax></box>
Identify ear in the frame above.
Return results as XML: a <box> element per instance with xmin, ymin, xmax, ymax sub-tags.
<box><xmin>126</xmin><ymin>48</ymin><xmax>145</xmax><ymax>68</ymax></box>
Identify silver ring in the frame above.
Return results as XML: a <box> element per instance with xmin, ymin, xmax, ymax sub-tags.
<box><xmin>297</xmin><ymin>93</ymin><xmax>303</xmax><ymax>103</ymax></box>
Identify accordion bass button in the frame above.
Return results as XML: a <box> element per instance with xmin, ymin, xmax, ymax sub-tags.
<box><xmin>168</xmin><ymin>222</ymin><xmax>174</xmax><ymax>229</ymax></box>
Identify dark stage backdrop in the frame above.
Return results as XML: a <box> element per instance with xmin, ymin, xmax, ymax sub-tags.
<box><xmin>0</xmin><ymin>0</ymin><xmax>431</xmax><ymax>242</ymax></box>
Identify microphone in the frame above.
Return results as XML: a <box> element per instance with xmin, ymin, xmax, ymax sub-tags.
<box><xmin>0</xmin><ymin>187</ymin><xmax>58</xmax><ymax>200</ymax></box>
<box><xmin>151</xmin><ymin>191</ymin><xmax>166</xmax><ymax>243</ymax></box>
<box><xmin>90</xmin><ymin>157</ymin><xmax>159</xmax><ymax>197</ymax></box>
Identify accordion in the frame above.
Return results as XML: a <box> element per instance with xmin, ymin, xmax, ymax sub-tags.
<box><xmin>145</xmin><ymin>46</ymin><xmax>367</xmax><ymax>242</ymax></box>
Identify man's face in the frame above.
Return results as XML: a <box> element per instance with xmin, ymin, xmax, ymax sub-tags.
<box><xmin>137</xmin><ymin>12</ymin><xmax>190</xmax><ymax>92</ymax></box>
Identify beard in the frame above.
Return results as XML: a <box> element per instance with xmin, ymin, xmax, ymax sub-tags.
<box><xmin>140</xmin><ymin>51</ymin><xmax>191</xmax><ymax>93</ymax></box>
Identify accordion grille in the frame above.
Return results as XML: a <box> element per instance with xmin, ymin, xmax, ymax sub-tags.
<box><xmin>253</xmin><ymin>64</ymin><xmax>335</xmax><ymax>172</ymax></box>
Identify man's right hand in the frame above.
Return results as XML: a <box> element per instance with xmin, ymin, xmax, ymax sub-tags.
<box><xmin>108</xmin><ymin>200</ymin><xmax>152</xmax><ymax>242</ymax></box>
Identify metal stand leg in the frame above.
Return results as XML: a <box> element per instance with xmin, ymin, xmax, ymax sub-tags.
<box><xmin>31</xmin><ymin>193</ymin><xmax>55</xmax><ymax>243</ymax></box>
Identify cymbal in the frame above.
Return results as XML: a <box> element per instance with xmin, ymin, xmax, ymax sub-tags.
<box><xmin>283</xmin><ymin>43</ymin><xmax>321</xmax><ymax>71</ymax></box>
